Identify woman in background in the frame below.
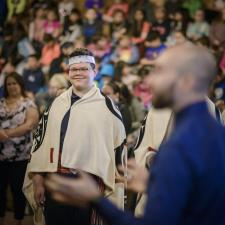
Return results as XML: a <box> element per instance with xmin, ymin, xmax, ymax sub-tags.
<box><xmin>0</xmin><ymin>72</ymin><xmax>39</xmax><ymax>225</ymax></box>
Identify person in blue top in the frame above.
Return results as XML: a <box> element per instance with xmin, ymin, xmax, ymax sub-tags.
<box><xmin>46</xmin><ymin>42</ymin><xmax>225</xmax><ymax>225</ymax></box>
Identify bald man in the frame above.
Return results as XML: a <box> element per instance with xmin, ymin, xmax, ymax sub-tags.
<box><xmin>46</xmin><ymin>43</ymin><xmax>225</xmax><ymax>225</ymax></box>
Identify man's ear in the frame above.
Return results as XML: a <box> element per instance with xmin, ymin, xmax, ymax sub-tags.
<box><xmin>179</xmin><ymin>74</ymin><xmax>196</xmax><ymax>91</ymax></box>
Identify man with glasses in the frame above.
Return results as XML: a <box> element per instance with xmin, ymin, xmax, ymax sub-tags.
<box><xmin>23</xmin><ymin>48</ymin><xmax>126</xmax><ymax>225</ymax></box>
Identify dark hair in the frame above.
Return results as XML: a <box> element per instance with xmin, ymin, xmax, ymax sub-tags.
<box><xmin>69</xmin><ymin>48</ymin><xmax>95</xmax><ymax>69</ymax></box>
<box><xmin>68</xmin><ymin>8</ymin><xmax>83</xmax><ymax>25</ymax></box>
<box><xmin>196</xmin><ymin>36</ymin><xmax>210</xmax><ymax>47</ymax></box>
<box><xmin>4</xmin><ymin>72</ymin><xmax>27</xmax><ymax>98</ymax></box>
<box><xmin>107</xmin><ymin>82</ymin><xmax>121</xmax><ymax>95</ymax></box>
<box><xmin>28</xmin><ymin>54</ymin><xmax>40</xmax><ymax>60</ymax></box>
<box><xmin>3</xmin><ymin>25</ymin><xmax>14</xmax><ymax>37</ymax></box>
<box><xmin>61</xmin><ymin>41</ymin><xmax>74</xmax><ymax>50</ymax></box>
<box><xmin>43</xmin><ymin>33</ymin><xmax>54</xmax><ymax>43</ymax></box>
<box><xmin>146</xmin><ymin>31</ymin><xmax>161</xmax><ymax>42</ymax></box>
<box><xmin>120</xmin><ymin>83</ymin><xmax>132</xmax><ymax>104</ymax></box>
<box><xmin>107</xmin><ymin>82</ymin><xmax>131</xmax><ymax>103</ymax></box>
<box><xmin>134</xmin><ymin>8</ymin><xmax>146</xmax><ymax>21</ymax></box>
<box><xmin>132</xmin><ymin>8</ymin><xmax>146</xmax><ymax>40</ymax></box>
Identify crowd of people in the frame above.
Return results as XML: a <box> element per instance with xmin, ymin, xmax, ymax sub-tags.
<box><xmin>0</xmin><ymin>0</ymin><xmax>225</xmax><ymax>225</ymax></box>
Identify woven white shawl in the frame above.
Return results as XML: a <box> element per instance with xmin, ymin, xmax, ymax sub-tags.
<box><xmin>23</xmin><ymin>86</ymin><xmax>126</xmax><ymax>224</ymax></box>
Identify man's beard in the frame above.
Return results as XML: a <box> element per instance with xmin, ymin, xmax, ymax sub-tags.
<box><xmin>151</xmin><ymin>91</ymin><xmax>173</xmax><ymax>109</ymax></box>
<box><xmin>151</xmin><ymin>81</ymin><xmax>176</xmax><ymax>109</ymax></box>
<box><xmin>152</xmin><ymin>96</ymin><xmax>172</xmax><ymax>109</ymax></box>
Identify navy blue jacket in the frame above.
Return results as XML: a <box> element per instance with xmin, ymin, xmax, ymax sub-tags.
<box><xmin>23</xmin><ymin>68</ymin><xmax>45</xmax><ymax>94</ymax></box>
<box><xmin>94</xmin><ymin>101</ymin><xmax>225</xmax><ymax>225</ymax></box>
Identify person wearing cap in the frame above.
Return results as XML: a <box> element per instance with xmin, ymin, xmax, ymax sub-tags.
<box><xmin>23</xmin><ymin>48</ymin><xmax>126</xmax><ymax>225</ymax></box>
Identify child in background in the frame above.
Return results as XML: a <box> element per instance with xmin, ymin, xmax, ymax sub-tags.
<box><xmin>83</xmin><ymin>8</ymin><xmax>102</xmax><ymax>44</ymax></box>
<box><xmin>151</xmin><ymin>7</ymin><xmax>171</xmax><ymax>42</ymax></box>
<box><xmin>62</xmin><ymin>8</ymin><xmax>82</xmax><ymax>43</ymax></box>
<box><xmin>120</xmin><ymin>63</ymin><xmax>140</xmax><ymax>92</ymax></box>
<box><xmin>107</xmin><ymin>10</ymin><xmax>129</xmax><ymax>43</ymax></box>
<box><xmin>88</xmin><ymin>35</ymin><xmax>111</xmax><ymax>60</ymax></box>
<box><xmin>140</xmin><ymin>31</ymin><xmax>166</xmax><ymax>65</ymax></box>
<box><xmin>110</xmin><ymin>35</ymin><xmax>139</xmax><ymax>65</ymax></box>
<box><xmin>133</xmin><ymin>67</ymin><xmax>152</xmax><ymax>109</ymax></box>
<box><xmin>58</xmin><ymin>0</ymin><xmax>75</xmax><ymax>24</ymax></box>
<box><xmin>43</xmin><ymin>8</ymin><xmax>62</xmax><ymax>38</ymax></box>
<box><xmin>29</xmin><ymin>7</ymin><xmax>46</xmax><ymax>45</ymax></box>
<box><xmin>186</xmin><ymin>9</ymin><xmax>210</xmax><ymax>41</ymax></box>
<box><xmin>22</xmin><ymin>54</ymin><xmax>45</xmax><ymax>95</ymax></box>
<box><xmin>131</xmin><ymin>9</ymin><xmax>150</xmax><ymax>46</ymax></box>
<box><xmin>40</xmin><ymin>34</ymin><xmax>61</xmax><ymax>73</ymax></box>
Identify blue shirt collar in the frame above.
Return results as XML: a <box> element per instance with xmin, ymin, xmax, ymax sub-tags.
<box><xmin>175</xmin><ymin>101</ymin><xmax>208</xmax><ymax>125</ymax></box>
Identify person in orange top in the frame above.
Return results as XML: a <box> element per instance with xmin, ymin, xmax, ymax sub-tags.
<box><xmin>40</xmin><ymin>34</ymin><xmax>61</xmax><ymax>68</ymax></box>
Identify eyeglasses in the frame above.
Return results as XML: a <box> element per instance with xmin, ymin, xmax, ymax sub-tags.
<box><xmin>69</xmin><ymin>67</ymin><xmax>91</xmax><ymax>73</ymax></box>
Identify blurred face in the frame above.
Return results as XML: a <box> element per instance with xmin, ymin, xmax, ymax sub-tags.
<box><xmin>68</xmin><ymin>62</ymin><xmax>96</xmax><ymax>91</ymax></box>
<box><xmin>3</xmin><ymin>63</ymin><xmax>15</xmax><ymax>74</ymax></box>
<box><xmin>85</xmin><ymin>9</ymin><xmax>97</xmax><ymax>21</ymax></box>
<box><xmin>114</xmin><ymin>11</ymin><xmax>124</xmax><ymax>23</ymax></box>
<box><xmin>155</xmin><ymin>9</ymin><xmax>165</xmax><ymax>21</ymax></box>
<box><xmin>47</xmin><ymin>10</ymin><xmax>57</xmax><ymax>21</ymax></box>
<box><xmin>48</xmin><ymin>80</ymin><xmax>62</xmax><ymax>96</ymax></box>
<box><xmin>97</xmin><ymin>38</ymin><xmax>108</xmax><ymax>48</ymax></box>
<box><xmin>195</xmin><ymin>10</ymin><xmax>204</xmax><ymax>22</ymax></box>
<box><xmin>174</xmin><ymin>12</ymin><xmax>182</xmax><ymax>21</ymax></box>
<box><xmin>174</xmin><ymin>32</ymin><xmax>186</xmax><ymax>45</ymax></box>
<box><xmin>28</xmin><ymin>57</ymin><xmax>39</xmax><ymax>69</ymax></box>
<box><xmin>62</xmin><ymin>46</ymin><xmax>74</xmax><ymax>56</ymax></box>
<box><xmin>122</xmin><ymin>66</ymin><xmax>130</xmax><ymax>76</ymax></box>
<box><xmin>69</xmin><ymin>13</ymin><xmax>79</xmax><ymax>22</ymax></box>
<box><xmin>119</xmin><ymin>37</ymin><xmax>130</xmax><ymax>47</ymax></box>
<box><xmin>6</xmin><ymin>77</ymin><xmax>22</xmax><ymax>98</ymax></box>
<box><xmin>36</xmin><ymin>8</ymin><xmax>45</xmax><ymax>18</ymax></box>
<box><xmin>146</xmin><ymin>50</ymin><xmax>179</xmax><ymax>108</ymax></box>
<box><xmin>135</xmin><ymin>10</ymin><xmax>144</xmax><ymax>21</ymax></box>
<box><xmin>102</xmin><ymin>85</ymin><xmax>119</xmax><ymax>102</ymax></box>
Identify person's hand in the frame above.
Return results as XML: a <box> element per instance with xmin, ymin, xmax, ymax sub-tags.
<box><xmin>45</xmin><ymin>171</ymin><xmax>101</xmax><ymax>207</ymax></box>
<box><xmin>33</xmin><ymin>184</ymin><xmax>45</xmax><ymax>207</ymax></box>
<box><xmin>118</xmin><ymin>159</ymin><xmax>149</xmax><ymax>193</ymax></box>
<box><xmin>0</xmin><ymin>129</ymin><xmax>9</xmax><ymax>141</ymax></box>
<box><xmin>33</xmin><ymin>174</ymin><xmax>45</xmax><ymax>207</ymax></box>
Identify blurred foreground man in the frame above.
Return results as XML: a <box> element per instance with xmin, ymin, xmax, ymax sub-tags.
<box><xmin>46</xmin><ymin>43</ymin><xmax>225</xmax><ymax>225</ymax></box>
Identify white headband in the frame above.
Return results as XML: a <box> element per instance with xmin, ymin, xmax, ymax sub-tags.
<box><xmin>68</xmin><ymin>55</ymin><xmax>95</xmax><ymax>66</ymax></box>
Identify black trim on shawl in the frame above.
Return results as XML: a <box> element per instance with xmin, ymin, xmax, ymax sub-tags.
<box><xmin>133</xmin><ymin>115</ymin><xmax>147</xmax><ymax>151</ymax></box>
<box><xmin>102</xmin><ymin>93</ymin><xmax>126</xmax><ymax>166</ymax></box>
<box><xmin>32</xmin><ymin>103</ymin><xmax>53</xmax><ymax>153</ymax></box>
<box><xmin>115</xmin><ymin>139</ymin><xmax>127</xmax><ymax>166</ymax></box>
<box><xmin>103</xmin><ymin>94</ymin><xmax>123</xmax><ymax>123</ymax></box>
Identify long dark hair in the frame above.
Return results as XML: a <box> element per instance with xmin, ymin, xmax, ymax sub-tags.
<box><xmin>4</xmin><ymin>72</ymin><xmax>27</xmax><ymax>98</ymax></box>
<box><xmin>132</xmin><ymin>9</ymin><xmax>146</xmax><ymax>37</ymax></box>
